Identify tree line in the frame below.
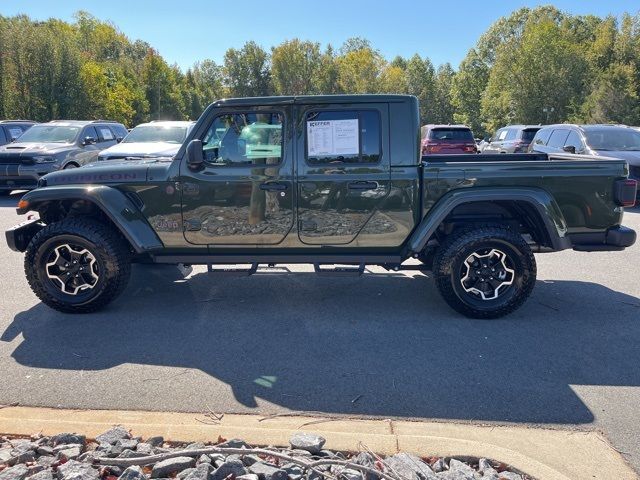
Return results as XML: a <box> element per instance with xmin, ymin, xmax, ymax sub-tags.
<box><xmin>0</xmin><ymin>7</ymin><xmax>639</xmax><ymax>136</ymax></box>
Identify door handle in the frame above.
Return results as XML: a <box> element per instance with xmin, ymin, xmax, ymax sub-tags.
<box><xmin>260</xmin><ymin>182</ymin><xmax>288</xmax><ymax>191</ymax></box>
<box><xmin>348</xmin><ymin>181</ymin><xmax>378</xmax><ymax>191</ymax></box>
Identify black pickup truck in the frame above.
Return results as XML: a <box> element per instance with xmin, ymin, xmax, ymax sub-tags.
<box><xmin>5</xmin><ymin>95</ymin><xmax>638</xmax><ymax>318</ymax></box>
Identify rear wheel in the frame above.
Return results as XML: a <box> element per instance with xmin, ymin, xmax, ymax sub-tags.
<box><xmin>25</xmin><ymin>218</ymin><xmax>131</xmax><ymax>313</ymax></box>
<box><xmin>432</xmin><ymin>225</ymin><xmax>536</xmax><ymax>319</ymax></box>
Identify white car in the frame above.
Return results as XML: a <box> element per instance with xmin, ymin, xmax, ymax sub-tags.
<box><xmin>98</xmin><ymin>121</ymin><xmax>195</xmax><ymax>161</ymax></box>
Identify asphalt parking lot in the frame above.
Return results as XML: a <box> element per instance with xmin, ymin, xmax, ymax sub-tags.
<box><xmin>0</xmin><ymin>192</ymin><xmax>639</xmax><ymax>473</ymax></box>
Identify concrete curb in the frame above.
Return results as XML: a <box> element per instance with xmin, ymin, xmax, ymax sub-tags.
<box><xmin>0</xmin><ymin>407</ymin><xmax>635</xmax><ymax>480</ymax></box>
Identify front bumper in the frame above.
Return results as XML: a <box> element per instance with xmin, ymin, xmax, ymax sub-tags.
<box><xmin>0</xmin><ymin>164</ymin><xmax>54</xmax><ymax>191</ymax></box>
<box><xmin>5</xmin><ymin>217</ymin><xmax>44</xmax><ymax>252</ymax></box>
<box><xmin>572</xmin><ymin>225</ymin><xmax>637</xmax><ymax>252</ymax></box>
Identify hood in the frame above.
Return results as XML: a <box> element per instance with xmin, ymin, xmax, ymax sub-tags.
<box><xmin>592</xmin><ymin>150</ymin><xmax>640</xmax><ymax>166</ymax></box>
<box><xmin>0</xmin><ymin>142</ymin><xmax>73</xmax><ymax>156</ymax></box>
<box><xmin>99</xmin><ymin>142</ymin><xmax>181</xmax><ymax>159</ymax></box>
<box><xmin>41</xmin><ymin>158</ymin><xmax>159</xmax><ymax>187</ymax></box>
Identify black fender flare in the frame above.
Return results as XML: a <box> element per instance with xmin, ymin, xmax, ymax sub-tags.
<box><xmin>407</xmin><ymin>187</ymin><xmax>571</xmax><ymax>253</ymax></box>
<box><xmin>16</xmin><ymin>185</ymin><xmax>163</xmax><ymax>253</ymax></box>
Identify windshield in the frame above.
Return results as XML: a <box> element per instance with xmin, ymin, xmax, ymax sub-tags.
<box><xmin>17</xmin><ymin>125</ymin><xmax>80</xmax><ymax>143</ymax></box>
<box><xmin>585</xmin><ymin>128</ymin><xmax>640</xmax><ymax>151</ymax></box>
<box><xmin>123</xmin><ymin>125</ymin><xmax>188</xmax><ymax>144</ymax></box>
<box><xmin>428</xmin><ymin>128</ymin><xmax>474</xmax><ymax>142</ymax></box>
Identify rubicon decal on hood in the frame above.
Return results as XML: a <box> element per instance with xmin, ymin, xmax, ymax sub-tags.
<box><xmin>47</xmin><ymin>172</ymin><xmax>142</xmax><ymax>184</ymax></box>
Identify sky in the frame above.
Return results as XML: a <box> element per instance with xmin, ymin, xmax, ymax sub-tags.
<box><xmin>2</xmin><ymin>0</ymin><xmax>638</xmax><ymax>70</ymax></box>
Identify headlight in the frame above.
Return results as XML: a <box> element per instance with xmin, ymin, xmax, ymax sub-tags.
<box><xmin>33</xmin><ymin>156</ymin><xmax>56</xmax><ymax>163</ymax></box>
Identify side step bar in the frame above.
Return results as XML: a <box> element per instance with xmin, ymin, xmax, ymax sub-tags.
<box><xmin>313</xmin><ymin>262</ymin><xmax>365</xmax><ymax>276</ymax></box>
<box><xmin>207</xmin><ymin>263</ymin><xmax>258</xmax><ymax>276</ymax></box>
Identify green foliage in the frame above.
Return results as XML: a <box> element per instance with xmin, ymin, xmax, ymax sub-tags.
<box><xmin>223</xmin><ymin>41</ymin><xmax>271</xmax><ymax>97</ymax></box>
<box><xmin>1</xmin><ymin>7</ymin><xmax>640</xmax><ymax>134</ymax></box>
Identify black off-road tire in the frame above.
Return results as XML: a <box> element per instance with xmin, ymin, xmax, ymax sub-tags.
<box><xmin>25</xmin><ymin>217</ymin><xmax>131</xmax><ymax>313</ymax></box>
<box><xmin>432</xmin><ymin>225</ymin><xmax>536</xmax><ymax>319</ymax></box>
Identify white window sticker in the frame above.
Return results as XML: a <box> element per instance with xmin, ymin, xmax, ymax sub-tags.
<box><xmin>307</xmin><ymin>119</ymin><xmax>359</xmax><ymax>157</ymax></box>
<box><xmin>100</xmin><ymin>127</ymin><xmax>114</xmax><ymax>140</ymax></box>
<box><xmin>8</xmin><ymin>128</ymin><xmax>23</xmax><ymax>140</ymax></box>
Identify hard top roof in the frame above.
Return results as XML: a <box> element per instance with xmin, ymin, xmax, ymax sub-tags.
<box><xmin>212</xmin><ymin>94</ymin><xmax>416</xmax><ymax>107</ymax></box>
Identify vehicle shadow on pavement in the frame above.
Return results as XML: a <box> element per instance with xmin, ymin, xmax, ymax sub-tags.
<box><xmin>3</xmin><ymin>264</ymin><xmax>640</xmax><ymax>426</ymax></box>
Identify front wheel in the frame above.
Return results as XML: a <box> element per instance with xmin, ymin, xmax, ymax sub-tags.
<box><xmin>432</xmin><ymin>226</ymin><xmax>536</xmax><ymax>319</ymax></box>
<box><xmin>25</xmin><ymin>218</ymin><xmax>131</xmax><ymax>313</ymax></box>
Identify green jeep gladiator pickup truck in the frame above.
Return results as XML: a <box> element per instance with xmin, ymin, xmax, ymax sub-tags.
<box><xmin>5</xmin><ymin>95</ymin><xmax>638</xmax><ymax>318</ymax></box>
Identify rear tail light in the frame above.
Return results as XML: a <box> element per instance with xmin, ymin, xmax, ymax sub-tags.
<box><xmin>463</xmin><ymin>144</ymin><xmax>477</xmax><ymax>153</ymax></box>
<box><xmin>614</xmin><ymin>179</ymin><xmax>637</xmax><ymax>207</ymax></box>
<box><xmin>423</xmin><ymin>143</ymin><xmax>441</xmax><ymax>154</ymax></box>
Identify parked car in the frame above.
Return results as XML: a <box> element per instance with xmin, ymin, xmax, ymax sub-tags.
<box><xmin>482</xmin><ymin>125</ymin><xmax>541</xmax><ymax>154</ymax></box>
<box><xmin>529</xmin><ymin>124</ymin><xmax>640</xmax><ymax>195</ymax></box>
<box><xmin>421</xmin><ymin>124</ymin><xmax>477</xmax><ymax>154</ymax></box>
<box><xmin>0</xmin><ymin>120</ymin><xmax>127</xmax><ymax>194</ymax></box>
<box><xmin>98</xmin><ymin>120</ymin><xmax>195</xmax><ymax>161</ymax></box>
<box><xmin>6</xmin><ymin>95</ymin><xmax>637</xmax><ymax>318</ymax></box>
<box><xmin>0</xmin><ymin>120</ymin><xmax>37</xmax><ymax>146</ymax></box>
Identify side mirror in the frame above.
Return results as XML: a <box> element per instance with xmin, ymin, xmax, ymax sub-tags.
<box><xmin>116</xmin><ymin>137</ymin><xmax>123</xmax><ymax>143</ymax></box>
<box><xmin>563</xmin><ymin>145</ymin><xmax>576</xmax><ymax>154</ymax></box>
<box><xmin>237</xmin><ymin>138</ymin><xmax>247</xmax><ymax>156</ymax></box>
<box><xmin>82</xmin><ymin>136</ymin><xmax>97</xmax><ymax>146</ymax></box>
<box><xmin>186</xmin><ymin>139</ymin><xmax>204</xmax><ymax>169</ymax></box>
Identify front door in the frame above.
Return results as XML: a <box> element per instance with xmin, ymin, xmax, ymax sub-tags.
<box><xmin>296</xmin><ymin>103</ymin><xmax>391</xmax><ymax>245</ymax></box>
<box><xmin>181</xmin><ymin>106</ymin><xmax>294</xmax><ymax>246</ymax></box>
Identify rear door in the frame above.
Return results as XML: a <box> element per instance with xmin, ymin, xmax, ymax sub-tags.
<box><xmin>296</xmin><ymin>102</ymin><xmax>390</xmax><ymax>245</ymax></box>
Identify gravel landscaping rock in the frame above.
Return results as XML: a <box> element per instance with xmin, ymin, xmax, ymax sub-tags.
<box><xmin>211</xmin><ymin>459</ymin><xmax>247</xmax><ymax>480</ymax></box>
<box><xmin>236</xmin><ymin>475</ymin><xmax>260</xmax><ymax>480</ymax></box>
<box><xmin>51</xmin><ymin>434</ymin><xmax>86</xmax><ymax>447</ymax></box>
<box><xmin>0</xmin><ymin>464</ymin><xmax>29</xmax><ymax>480</ymax></box>
<box><xmin>384</xmin><ymin>453</ymin><xmax>437</xmax><ymax>480</ymax></box>
<box><xmin>216</xmin><ymin>439</ymin><xmax>250</xmax><ymax>449</ymax></box>
<box><xmin>0</xmin><ymin>430</ymin><xmax>532</xmax><ymax>480</ymax></box>
<box><xmin>29</xmin><ymin>470</ymin><xmax>54</xmax><ymax>480</ymax></box>
<box><xmin>145</xmin><ymin>437</ymin><xmax>164</xmax><ymax>448</ymax></box>
<box><xmin>183</xmin><ymin>463</ymin><xmax>213</xmax><ymax>480</ymax></box>
<box><xmin>56</xmin><ymin>460</ymin><xmax>99</xmax><ymax>480</ymax></box>
<box><xmin>95</xmin><ymin>427</ymin><xmax>131</xmax><ymax>446</ymax></box>
<box><xmin>151</xmin><ymin>457</ymin><xmax>197</xmax><ymax>478</ymax></box>
<box><xmin>248</xmin><ymin>461</ymin><xmax>288</xmax><ymax>480</ymax></box>
<box><xmin>117</xmin><ymin>466</ymin><xmax>146</xmax><ymax>480</ymax></box>
<box><xmin>289</xmin><ymin>433</ymin><xmax>326</xmax><ymax>454</ymax></box>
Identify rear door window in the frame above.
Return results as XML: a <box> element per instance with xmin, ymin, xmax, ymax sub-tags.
<box><xmin>428</xmin><ymin>128</ymin><xmax>474</xmax><ymax>142</ymax></box>
<box><xmin>306</xmin><ymin>110</ymin><xmax>381</xmax><ymax>164</ymax></box>
<box><xmin>547</xmin><ymin>129</ymin><xmax>570</xmax><ymax>149</ymax></box>
<box><xmin>505</xmin><ymin>128</ymin><xmax>517</xmax><ymax>141</ymax></box>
